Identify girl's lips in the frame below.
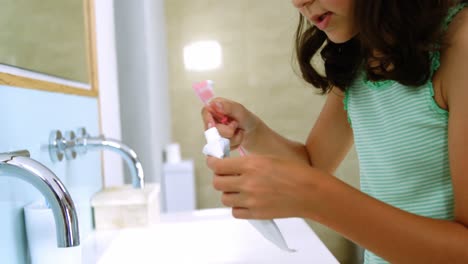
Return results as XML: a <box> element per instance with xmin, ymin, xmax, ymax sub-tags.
<box><xmin>311</xmin><ymin>11</ymin><xmax>333</xmax><ymax>30</ymax></box>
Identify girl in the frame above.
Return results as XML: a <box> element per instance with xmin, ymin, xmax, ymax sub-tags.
<box><xmin>201</xmin><ymin>0</ymin><xmax>468</xmax><ymax>263</ymax></box>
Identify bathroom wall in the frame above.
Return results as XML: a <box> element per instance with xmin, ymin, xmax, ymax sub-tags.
<box><xmin>0</xmin><ymin>85</ymin><xmax>101</xmax><ymax>264</ymax></box>
<box><xmin>165</xmin><ymin>1</ymin><xmax>361</xmax><ymax>263</ymax></box>
<box><xmin>0</xmin><ymin>1</ymin><xmax>122</xmax><ymax>263</ymax></box>
<box><xmin>113</xmin><ymin>0</ymin><xmax>171</xmax><ymax>185</ymax></box>
<box><xmin>0</xmin><ymin>0</ymin><xmax>89</xmax><ymax>82</ymax></box>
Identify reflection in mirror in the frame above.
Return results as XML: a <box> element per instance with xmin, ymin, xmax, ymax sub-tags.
<box><xmin>0</xmin><ymin>0</ymin><xmax>98</xmax><ymax>96</ymax></box>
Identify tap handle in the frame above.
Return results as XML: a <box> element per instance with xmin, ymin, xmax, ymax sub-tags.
<box><xmin>49</xmin><ymin>130</ymin><xmax>77</xmax><ymax>161</ymax></box>
<box><xmin>49</xmin><ymin>130</ymin><xmax>65</xmax><ymax>162</ymax></box>
<box><xmin>1</xmin><ymin>150</ymin><xmax>31</xmax><ymax>158</ymax></box>
<box><xmin>76</xmin><ymin>127</ymin><xmax>89</xmax><ymax>139</ymax></box>
<box><xmin>63</xmin><ymin>131</ymin><xmax>77</xmax><ymax>160</ymax></box>
<box><xmin>75</xmin><ymin>127</ymin><xmax>90</xmax><ymax>155</ymax></box>
<box><xmin>0</xmin><ymin>150</ymin><xmax>31</xmax><ymax>162</ymax></box>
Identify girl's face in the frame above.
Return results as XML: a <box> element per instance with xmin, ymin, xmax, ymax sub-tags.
<box><xmin>291</xmin><ymin>0</ymin><xmax>358</xmax><ymax>43</ymax></box>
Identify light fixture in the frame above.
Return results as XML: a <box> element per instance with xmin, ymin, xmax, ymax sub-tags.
<box><xmin>183</xmin><ymin>40</ymin><xmax>222</xmax><ymax>71</ymax></box>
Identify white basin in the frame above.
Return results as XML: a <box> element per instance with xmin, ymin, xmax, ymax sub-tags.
<box><xmin>96</xmin><ymin>209</ymin><xmax>338</xmax><ymax>264</ymax></box>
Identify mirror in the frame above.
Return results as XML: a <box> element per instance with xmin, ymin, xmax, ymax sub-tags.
<box><xmin>0</xmin><ymin>0</ymin><xmax>98</xmax><ymax>97</ymax></box>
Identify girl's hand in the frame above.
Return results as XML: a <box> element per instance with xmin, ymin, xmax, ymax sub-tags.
<box><xmin>201</xmin><ymin>97</ymin><xmax>258</xmax><ymax>151</ymax></box>
<box><xmin>206</xmin><ymin>155</ymin><xmax>323</xmax><ymax>220</ymax></box>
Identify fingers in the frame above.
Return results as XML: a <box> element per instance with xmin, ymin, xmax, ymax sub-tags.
<box><xmin>213</xmin><ymin>175</ymin><xmax>241</xmax><ymax>192</ymax></box>
<box><xmin>209</xmin><ymin>98</ymin><xmax>247</xmax><ymax>125</ymax></box>
<box><xmin>201</xmin><ymin>104</ymin><xmax>239</xmax><ymax>138</ymax></box>
<box><xmin>206</xmin><ymin>156</ymin><xmax>245</xmax><ymax>175</ymax></box>
<box><xmin>221</xmin><ymin>193</ymin><xmax>251</xmax><ymax>218</ymax></box>
<box><xmin>201</xmin><ymin>106</ymin><xmax>216</xmax><ymax>129</ymax></box>
<box><xmin>220</xmin><ymin>192</ymin><xmax>241</xmax><ymax>207</ymax></box>
<box><xmin>232</xmin><ymin>207</ymin><xmax>252</xmax><ymax>219</ymax></box>
<box><xmin>230</xmin><ymin>129</ymin><xmax>244</xmax><ymax>149</ymax></box>
<box><xmin>201</xmin><ymin>98</ymin><xmax>234</xmax><ymax>129</ymax></box>
<box><xmin>210</xmin><ymin>98</ymin><xmax>258</xmax><ymax>137</ymax></box>
<box><xmin>216</xmin><ymin>121</ymin><xmax>239</xmax><ymax>138</ymax></box>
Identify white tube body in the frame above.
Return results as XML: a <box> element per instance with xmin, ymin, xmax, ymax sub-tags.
<box><xmin>202</xmin><ymin>127</ymin><xmax>294</xmax><ymax>252</ymax></box>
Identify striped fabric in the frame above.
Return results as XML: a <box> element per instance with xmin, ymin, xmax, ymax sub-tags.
<box><xmin>343</xmin><ymin>5</ymin><xmax>466</xmax><ymax>263</ymax></box>
<box><xmin>345</xmin><ymin>74</ymin><xmax>454</xmax><ymax>263</ymax></box>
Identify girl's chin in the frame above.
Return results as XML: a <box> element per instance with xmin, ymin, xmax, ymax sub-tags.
<box><xmin>325</xmin><ymin>31</ymin><xmax>356</xmax><ymax>44</ymax></box>
<box><xmin>327</xmin><ymin>35</ymin><xmax>354</xmax><ymax>44</ymax></box>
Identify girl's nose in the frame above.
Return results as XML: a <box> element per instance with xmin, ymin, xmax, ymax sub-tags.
<box><xmin>291</xmin><ymin>0</ymin><xmax>313</xmax><ymax>9</ymax></box>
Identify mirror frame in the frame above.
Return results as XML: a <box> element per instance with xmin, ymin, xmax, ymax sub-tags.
<box><xmin>0</xmin><ymin>0</ymin><xmax>99</xmax><ymax>97</ymax></box>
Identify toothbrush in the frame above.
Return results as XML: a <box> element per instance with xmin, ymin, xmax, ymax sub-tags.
<box><xmin>193</xmin><ymin>80</ymin><xmax>295</xmax><ymax>252</ymax></box>
<box><xmin>192</xmin><ymin>80</ymin><xmax>247</xmax><ymax>156</ymax></box>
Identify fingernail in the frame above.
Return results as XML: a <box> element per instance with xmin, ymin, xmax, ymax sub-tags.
<box><xmin>208</xmin><ymin>122</ymin><xmax>214</xmax><ymax>128</ymax></box>
<box><xmin>229</xmin><ymin>121</ymin><xmax>238</xmax><ymax>128</ymax></box>
<box><xmin>215</xmin><ymin>102</ymin><xmax>223</xmax><ymax>111</ymax></box>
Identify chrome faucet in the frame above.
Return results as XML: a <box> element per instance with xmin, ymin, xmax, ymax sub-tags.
<box><xmin>49</xmin><ymin>128</ymin><xmax>145</xmax><ymax>189</ymax></box>
<box><xmin>0</xmin><ymin>150</ymin><xmax>80</xmax><ymax>247</ymax></box>
<box><xmin>75</xmin><ymin>128</ymin><xmax>145</xmax><ymax>189</ymax></box>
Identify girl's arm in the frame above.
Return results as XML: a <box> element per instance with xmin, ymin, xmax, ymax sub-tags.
<box><xmin>296</xmin><ymin>167</ymin><xmax>468</xmax><ymax>263</ymax></box>
<box><xmin>208</xmin><ymin>151</ymin><xmax>468</xmax><ymax>263</ymax></box>
<box><xmin>207</xmin><ymin>11</ymin><xmax>468</xmax><ymax>263</ymax></box>
<box><xmin>246</xmin><ymin>88</ymin><xmax>354</xmax><ymax>172</ymax></box>
<box><xmin>215</xmin><ymin>89</ymin><xmax>354</xmax><ymax>170</ymax></box>
<box><xmin>304</xmin><ymin>89</ymin><xmax>354</xmax><ymax>174</ymax></box>
<box><xmin>307</xmin><ymin>11</ymin><xmax>468</xmax><ymax>263</ymax></box>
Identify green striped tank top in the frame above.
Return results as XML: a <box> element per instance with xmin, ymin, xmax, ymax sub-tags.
<box><xmin>344</xmin><ymin>4</ymin><xmax>467</xmax><ymax>263</ymax></box>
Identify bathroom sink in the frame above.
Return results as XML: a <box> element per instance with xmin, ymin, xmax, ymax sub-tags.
<box><xmin>97</xmin><ymin>209</ymin><xmax>338</xmax><ymax>264</ymax></box>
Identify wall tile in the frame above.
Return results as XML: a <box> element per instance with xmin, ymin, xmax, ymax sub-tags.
<box><xmin>0</xmin><ymin>85</ymin><xmax>101</xmax><ymax>264</ymax></box>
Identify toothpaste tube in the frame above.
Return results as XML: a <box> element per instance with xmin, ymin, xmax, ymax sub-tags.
<box><xmin>195</xmin><ymin>80</ymin><xmax>294</xmax><ymax>252</ymax></box>
<box><xmin>202</xmin><ymin>127</ymin><xmax>230</xmax><ymax>159</ymax></box>
<box><xmin>202</xmin><ymin>126</ymin><xmax>295</xmax><ymax>252</ymax></box>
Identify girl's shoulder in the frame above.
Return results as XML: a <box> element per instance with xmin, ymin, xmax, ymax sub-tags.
<box><xmin>439</xmin><ymin>6</ymin><xmax>468</xmax><ymax>70</ymax></box>
<box><xmin>443</xmin><ymin>6</ymin><xmax>468</xmax><ymax>47</ymax></box>
<box><xmin>436</xmin><ymin>6</ymin><xmax>468</xmax><ymax>109</ymax></box>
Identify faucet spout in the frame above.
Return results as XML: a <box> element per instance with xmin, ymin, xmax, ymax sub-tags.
<box><xmin>77</xmin><ymin>137</ymin><xmax>145</xmax><ymax>189</ymax></box>
<box><xmin>0</xmin><ymin>151</ymin><xmax>80</xmax><ymax>247</ymax></box>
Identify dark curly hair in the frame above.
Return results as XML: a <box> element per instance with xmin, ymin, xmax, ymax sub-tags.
<box><xmin>295</xmin><ymin>0</ymin><xmax>467</xmax><ymax>93</ymax></box>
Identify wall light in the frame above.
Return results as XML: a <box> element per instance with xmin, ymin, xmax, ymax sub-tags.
<box><xmin>183</xmin><ymin>40</ymin><xmax>222</xmax><ymax>71</ymax></box>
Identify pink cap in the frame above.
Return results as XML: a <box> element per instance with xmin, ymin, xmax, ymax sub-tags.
<box><xmin>192</xmin><ymin>80</ymin><xmax>214</xmax><ymax>105</ymax></box>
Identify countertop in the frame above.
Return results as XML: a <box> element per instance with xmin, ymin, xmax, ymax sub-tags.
<box><xmin>82</xmin><ymin>208</ymin><xmax>338</xmax><ymax>264</ymax></box>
